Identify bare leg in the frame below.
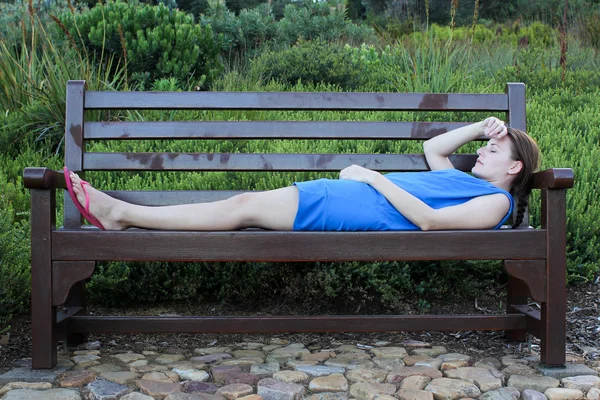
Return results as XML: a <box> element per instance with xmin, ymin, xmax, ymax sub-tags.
<box><xmin>68</xmin><ymin>172</ymin><xmax>299</xmax><ymax>231</ymax></box>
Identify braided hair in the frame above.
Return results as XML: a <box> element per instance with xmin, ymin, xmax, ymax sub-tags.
<box><xmin>505</xmin><ymin>127</ymin><xmax>540</xmax><ymax>229</ymax></box>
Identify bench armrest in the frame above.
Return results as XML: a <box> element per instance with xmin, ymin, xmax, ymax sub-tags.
<box><xmin>23</xmin><ymin>168</ymin><xmax>67</xmax><ymax>190</ymax></box>
<box><xmin>531</xmin><ymin>168</ymin><xmax>574</xmax><ymax>190</ymax></box>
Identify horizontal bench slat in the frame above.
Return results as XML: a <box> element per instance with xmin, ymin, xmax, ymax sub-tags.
<box><xmin>84</xmin><ymin>121</ymin><xmax>475</xmax><ymax>140</ymax></box>
<box><xmin>105</xmin><ymin>190</ymin><xmax>245</xmax><ymax>205</ymax></box>
<box><xmin>83</xmin><ymin>153</ymin><xmax>477</xmax><ymax>171</ymax></box>
<box><xmin>84</xmin><ymin>92</ymin><xmax>509</xmax><ymax>111</ymax></box>
<box><xmin>69</xmin><ymin>314</ymin><xmax>526</xmax><ymax>333</ymax></box>
<box><xmin>52</xmin><ymin>230</ymin><xmax>546</xmax><ymax>261</ymax></box>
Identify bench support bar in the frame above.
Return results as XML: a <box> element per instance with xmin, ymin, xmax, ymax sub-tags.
<box><xmin>69</xmin><ymin>314</ymin><xmax>526</xmax><ymax>333</ymax></box>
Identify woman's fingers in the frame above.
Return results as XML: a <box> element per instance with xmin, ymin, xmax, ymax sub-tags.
<box><xmin>483</xmin><ymin>117</ymin><xmax>507</xmax><ymax>138</ymax></box>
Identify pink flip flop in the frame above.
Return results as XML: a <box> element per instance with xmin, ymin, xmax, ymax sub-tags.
<box><xmin>63</xmin><ymin>166</ymin><xmax>105</xmax><ymax>230</ymax></box>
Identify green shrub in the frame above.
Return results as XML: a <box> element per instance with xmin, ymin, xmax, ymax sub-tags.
<box><xmin>249</xmin><ymin>39</ymin><xmax>365</xmax><ymax>89</ymax></box>
<box><xmin>0</xmin><ymin>11</ymin><xmax>124</xmax><ymax>152</ymax></box>
<box><xmin>60</xmin><ymin>0</ymin><xmax>223</xmax><ymax>88</ymax></box>
<box><xmin>0</xmin><ymin>0</ymin><xmax>88</xmax><ymax>45</ymax></box>
<box><xmin>0</xmin><ymin>206</ymin><xmax>30</xmax><ymax>332</ymax></box>
<box><xmin>0</xmin><ymin>143</ymin><xmax>62</xmax><ymax>331</ymax></box>
<box><xmin>201</xmin><ymin>0</ymin><xmax>376</xmax><ymax>58</ymax></box>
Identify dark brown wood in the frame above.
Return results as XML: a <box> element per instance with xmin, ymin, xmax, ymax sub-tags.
<box><xmin>30</xmin><ymin>190</ymin><xmax>57</xmax><ymax>369</ymax></box>
<box><xmin>56</xmin><ymin>306</ymin><xmax>84</xmax><ymax>324</ymax></box>
<box><xmin>64</xmin><ymin>281</ymin><xmax>88</xmax><ymax>346</ymax></box>
<box><xmin>509</xmin><ymin>304</ymin><xmax>542</xmax><ymax>338</ymax></box>
<box><xmin>532</xmin><ymin>168</ymin><xmax>575</xmax><ymax>189</ymax></box>
<box><xmin>26</xmin><ymin>82</ymin><xmax>572</xmax><ymax>369</ymax></box>
<box><xmin>506</xmin><ymin>83</ymin><xmax>529</xmax><ymax>226</ymax></box>
<box><xmin>23</xmin><ymin>168</ymin><xmax>67</xmax><ymax>190</ymax></box>
<box><xmin>505</xmin><ymin>275</ymin><xmax>529</xmax><ymax>342</ymax></box>
<box><xmin>64</xmin><ymin>81</ymin><xmax>86</xmax><ymax>228</ymax></box>
<box><xmin>52</xmin><ymin>262</ymin><xmax>95</xmax><ymax>306</ymax></box>
<box><xmin>540</xmin><ymin>189</ymin><xmax>567</xmax><ymax>367</ymax></box>
<box><xmin>506</xmin><ymin>83</ymin><xmax>526</xmax><ymax>131</ymax></box>
<box><xmin>52</xmin><ymin>230</ymin><xmax>547</xmax><ymax>262</ymax></box>
<box><xmin>84</xmin><ymin>121</ymin><xmax>476</xmax><ymax>140</ymax></box>
<box><xmin>83</xmin><ymin>153</ymin><xmax>477</xmax><ymax>172</ymax></box>
<box><xmin>504</xmin><ymin>260</ymin><xmax>547</xmax><ymax>302</ymax></box>
<box><xmin>68</xmin><ymin>314</ymin><xmax>526</xmax><ymax>333</ymax></box>
<box><xmin>85</xmin><ymin>91</ymin><xmax>509</xmax><ymax>111</ymax></box>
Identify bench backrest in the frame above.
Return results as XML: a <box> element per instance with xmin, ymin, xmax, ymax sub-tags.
<box><xmin>63</xmin><ymin>80</ymin><xmax>527</xmax><ymax>228</ymax></box>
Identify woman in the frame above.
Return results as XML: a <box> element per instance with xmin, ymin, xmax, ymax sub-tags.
<box><xmin>64</xmin><ymin>117</ymin><xmax>540</xmax><ymax>232</ymax></box>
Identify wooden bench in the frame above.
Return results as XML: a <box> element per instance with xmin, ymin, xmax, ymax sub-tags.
<box><xmin>24</xmin><ymin>80</ymin><xmax>574</xmax><ymax>369</ymax></box>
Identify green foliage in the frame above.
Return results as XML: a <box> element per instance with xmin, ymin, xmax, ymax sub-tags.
<box><xmin>0</xmin><ymin>207</ymin><xmax>30</xmax><ymax>332</ymax></box>
<box><xmin>249</xmin><ymin>40</ymin><xmax>365</xmax><ymax>90</ymax></box>
<box><xmin>2</xmin><ymin>5</ymin><xmax>600</xmax><ymax>311</ymax></box>
<box><xmin>0</xmin><ymin>0</ymin><xmax>88</xmax><ymax>45</ymax></box>
<box><xmin>60</xmin><ymin>0</ymin><xmax>223</xmax><ymax>88</ymax></box>
<box><xmin>580</xmin><ymin>8</ymin><xmax>600</xmax><ymax>48</ymax></box>
<box><xmin>0</xmin><ymin>11</ymin><xmax>124</xmax><ymax>153</ymax></box>
<box><xmin>201</xmin><ymin>0</ymin><xmax>376</xmax><ymax>58</ymax></box>
<box><xmin>0</xmin><ymin>143</ymin><xmax>62</xmax><ymax>331</ymax></box>
<box><xmin>407</xmin><ymin>22</ymin><xmax>558</xmax><ymax>48</ymax></box>
<box><xmin>384</xmin><ymin>36</ymin><xmax>475</xmax><ymax>93</ymax></box>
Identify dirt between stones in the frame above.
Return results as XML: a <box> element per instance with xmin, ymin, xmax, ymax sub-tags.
<box><xmin>1</xmin><ymin>283</ymin><xmax>598</xmax><ymax>372</ymax></box>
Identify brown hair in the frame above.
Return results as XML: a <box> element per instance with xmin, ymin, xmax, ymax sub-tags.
<box><xmin>506</xmin><ymin>127</ymin><xmax>541</xmax><ymax>229</ymax></box>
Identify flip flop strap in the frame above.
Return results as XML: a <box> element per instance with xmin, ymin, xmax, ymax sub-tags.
<box><xmin>80</xmin><ymin>181</ymin><xmax>91</xmax><ymax>214</ymax></box>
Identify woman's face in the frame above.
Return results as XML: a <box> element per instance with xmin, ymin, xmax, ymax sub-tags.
<box><xmin>472</xmin><ymin>136</ymin><xmax>522</xmax><ymax>181</ymax></box>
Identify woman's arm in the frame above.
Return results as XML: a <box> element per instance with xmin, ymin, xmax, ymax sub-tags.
<box><xmin>423</xmin><ymin>118</ymin><xmax>507</xmax><ymax>171</ymax></box>
<box><xmin>339</xmin><ymin>165</ymin><xmax>510</xmax><ymax>231</ymax></box>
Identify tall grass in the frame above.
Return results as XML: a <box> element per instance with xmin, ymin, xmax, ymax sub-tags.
<box><xmin>385</xmin><ymin>33</ymin><xmax>476</xmax><ymax>93</ymax></box>
<box><xmin>0</xmin><ymin>10</ymin><xmax>124</xmax><ymax>152</ymax></box>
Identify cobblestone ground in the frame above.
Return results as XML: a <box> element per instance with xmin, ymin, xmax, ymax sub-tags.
<box><xmin>1</xmin><ymin>338</ymin><xmax>599</xmax><ymax>400</ymax></box>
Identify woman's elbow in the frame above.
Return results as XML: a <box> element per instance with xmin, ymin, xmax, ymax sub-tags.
<box><xmin>422</xmin><ymin>140</ymin><xmax>431</xmax><ymax>154</ymax></box>
<box><xmin>416</xmin><ymin>216</ymin><xmax>437</xmax><ymax>231</ymax></box>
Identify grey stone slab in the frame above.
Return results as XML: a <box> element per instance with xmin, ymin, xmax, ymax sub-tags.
<box><xmin>534</xmin><ymin>363</ymin><xmax>599</xmax><ymax>379</ymax></box>
<box><xmin>2</xmin><ymin>388</ymin><xmax>81</xmax><ymax>400</ymax></box>
<box><xmin>0</xmin><ymin>366</ymin><xmax>69</xmax><ymax>386</ymax></box>
<box><xmin>258</xmin><ymin>378</ymin><xmax>306</xmax><ymax>400</ymax></box>
<box><xmin>87</xmin><ymin>379</ymin><xmax>130</xmax><ymax>400</ymax></box>
<box><xmin>521</xmin><ymin>389</ymin><xmax>547</xmax><ymax>400</ymax></box>
<box><xmin>294</xmin><ymin>365</ymin><xmax>345</xmax><ymax>377</ymax></box>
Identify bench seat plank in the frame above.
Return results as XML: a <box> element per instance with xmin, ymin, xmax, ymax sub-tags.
<box><xmin>69</xmin><ymin>314</ymin><xmax>526</xmax><ymax>333</ymax></box>
<box><xmin>52</xmin><ymin>230</ymin><xmax>546</xmax><ymax>262</ymax></box>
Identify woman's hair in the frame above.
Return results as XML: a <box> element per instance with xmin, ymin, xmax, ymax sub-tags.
<box><xmin>506</xmin><ymin>127</ymin><xmax>540</xmax><ymax>229</ymax></box>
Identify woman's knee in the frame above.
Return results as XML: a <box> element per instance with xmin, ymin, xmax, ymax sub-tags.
<box><xmin>227</xmin><ymin>192</ymin><xmax>260</xmax><ymax>226</ymax></box>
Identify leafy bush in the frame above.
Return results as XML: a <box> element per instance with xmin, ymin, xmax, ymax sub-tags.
<box><xmin>249</xmin><ymin>39</ymin><xmax>365</xmax><ymax>89</ymax></box>
<box><xmin>201</xmin><ymin>0</ymin><xmax>376</xmax><ymax>58</ymax></box>
<box><xmin>60</xmin><ymin>0</ymin><xmax>223</xmax><ymax>88</ymax></box>
<box><xmin>0</xmin><ymin>207</ymin><xmax>30</xmax><ymax>332</ymax></box>
<box><xmin>0</xmin><ymin>10</ymin><xmax>124</xmax><ymax>153</ymax></box>
<box><xmin>0</xmin><ymin>143</ymin><xmax>62</xmax><ymax>331</ymax></box>
<box><xmin>0</xmin><ymin>0</ymin><xmax>88</xmax><ymax>45</ymax></box>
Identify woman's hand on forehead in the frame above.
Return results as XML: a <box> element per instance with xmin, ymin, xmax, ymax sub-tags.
<box><xmin>482</xmin><ymin>117</ymin><xmax>507</xmax><ymax>139</ymax></box>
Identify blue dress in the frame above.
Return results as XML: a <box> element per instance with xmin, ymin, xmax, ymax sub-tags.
<box><xmin>292</xmin><ymin>169</ymin><xmax>514</xmax><ymax>231</ymax></box>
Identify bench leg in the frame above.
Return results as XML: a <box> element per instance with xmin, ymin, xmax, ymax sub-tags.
<box><xmin>539</xmin><ymin>188</ymin><xmax>567</xmax><ymax>367</ymax></box>
<box><xmin>540</xmin><ymin>260</ymin><xmax>566</xmax><ymax>367</ymax></box>
<box><xmin>31</xmin><ymin>282</ymin><xmax>58</xmax><ymax>369</ymax></box>
<box><xmin>30</xmin><ymin>189</ymin><xmax>58</xmax><ymax>369</ymax></box>
<box><xmin>505</xmin><ymin>274</ymin><xmax>528</xmax><ymax>342</ymax></box>
<box><xmin>65</xmin><ymin>280</ymin><xmax>88</xmax><ymax>347</ymax></box>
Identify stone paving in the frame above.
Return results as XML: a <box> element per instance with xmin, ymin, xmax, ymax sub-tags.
<box><xmin>1</xmin><ymin>339</ymin><xmax>600</xmax><ymax>400</ymax></box>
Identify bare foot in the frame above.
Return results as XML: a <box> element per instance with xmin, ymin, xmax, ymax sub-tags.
<box><xmin>68</xmin><ymin>172</ymin><xmax>127</xmax><ymax>230</ymax></box>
